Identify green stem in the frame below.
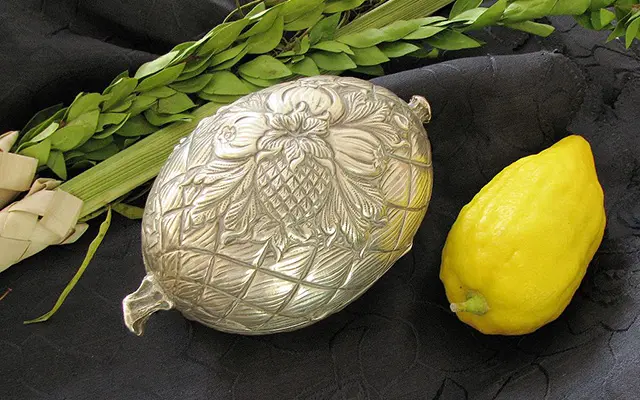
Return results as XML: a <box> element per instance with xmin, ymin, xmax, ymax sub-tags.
<box><xmin>450</xmin><ymin>292</ymin><xmax>488</xmax><ymax>316</ymax></box>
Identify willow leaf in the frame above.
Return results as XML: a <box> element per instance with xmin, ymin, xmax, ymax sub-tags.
<box><xmin>503</xmin><ymin>0</ymin><xmax>590</xmax><ymax>22</ymax></box>
<box><xmin>94</xmin><ymin>114</ymin><xmax>131</xmax><ymax>139</ymax></box>
<box><xmin>403</xmin><ymin>26</ymin><xmax>445</xmax><ymax>40</ymax></box>
<box><xmin>50</xmin><ymin>110</ymin><xmax>100</xmax><ymax>151</ymax></box>
<box><xmin>504</xmin><ymin>20</ymin><xmax>555</xmax><ymax>37</ymax></box>
<box><xmin>239</xmin><ymin>72</ymin><xmax>283</xmax><ymax>87</ymax></box>
<box><xmin>136</xmin><ymin>63</ymin><xmax>186</xmax><ymax>92</ymax></box>
<box><xmin>465</xmin><ymin>0</ymin><xmax>508</xmax><ymax>31</ymax></box>
<box><xmin>209</xmin><ymin>43</ymin><xmax>248</xmax><ymax>67</ymax></box>
<box><xmin>626</xmin><ymin>17</ymin><xmax>640</xmax><ymax>48</ymax></box>
<box><xmin>450</xmin><ymin>0</ymin><xmax>482</xmax><ymax>18</ymax></box>
<box><xmin>197</xmin><ymin>19</ymin><xmax>250</xmax><ymax>55</ymax></box>
<box><xmin>240</xmin><ymin>8</ymin><xmax>280</xmax><ymax>39</ymax></box>
<box><xmin>281</xmin><ymin>0</ymin><xmax>324</xmax><ymax>23</ymax></box>
<box><xmin>246</xmin><ymin>2</ymin><xmax>267</xmax><ymax>18</ymax></box>
<box><xmin>197</xmin><ymin>92</ymin><xmax>244</xmax><ymax>104</ymax></box>
<box><xmin>211</xmin><ymin>47</ymin><xmax>250</xmax><ymax>71</ymax></box>
<box><xmin>134</xmin><ymin>51</ymin><xmax>179</xmax><ymax>79</ymax></box>
<box><xmin>591</xmin><ymin>9</ymin><xmax>616</xmax><ymax>30</ymax></box>
<box><xmin>19</xmin><ymin>104</ymin><xmax>63</xmax><ymax>136</ymax></box>
<box><xmin>26</xmin><ymin>122</ymin><xmax>59</xmax><ymax>144</ymax></box>
<box><xmin>324</xmin><ymin>0</ymin><xmax>367</xmax><ymax>13</ymax></box>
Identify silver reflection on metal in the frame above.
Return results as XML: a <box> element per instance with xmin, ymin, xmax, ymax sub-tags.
<box><xmin>123</xmin><ymin>76</ymin><xmax>433</xmax><ymax>335</ymax></box>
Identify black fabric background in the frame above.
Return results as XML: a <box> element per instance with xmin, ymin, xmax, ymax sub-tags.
<box><xmin>1</xmin><ymin>1</ymin><xmax>640</xmax><ymax>399</ymax></box>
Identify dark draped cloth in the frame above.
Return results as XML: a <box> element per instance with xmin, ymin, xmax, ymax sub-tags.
<box><xmin>1</xmin><ymin>1</ymin><xmax>639</xmax><ymax>399</ymax></box>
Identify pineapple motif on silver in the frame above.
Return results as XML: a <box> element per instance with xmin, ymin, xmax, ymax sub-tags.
<box><xmin>123</xmin><ymin>76</ymin><xmax>433</xmax><ymax>335</ymax></box>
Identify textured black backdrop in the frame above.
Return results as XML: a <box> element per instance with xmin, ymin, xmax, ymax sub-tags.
<box><xmin>1</xmin><ymin>1</ymin><xmax>640</xmax><ymax>399</ymax></box>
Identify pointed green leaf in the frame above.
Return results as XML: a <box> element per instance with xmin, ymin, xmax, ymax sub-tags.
<box><xmin>291</xmin><ymin>55</ymin><xmax>306</xmax><ymax>63</ymax></box>
<box><xmin>134</xmin><ymin>50</ymin><xmax>180</xmax><ymax>79</ymax></box>
<box><xmin>309</xmin><ymin>51</ymin><xmax>356</xmax><ymax>70</ymax></box>
<box><xmin>197</xmin><ymin>92</ymin><xmax>243</xmax><ymax>104</ymax></box>
<box><xmin>284</xmin><ymin>4</ymin><xmax>324</xmax><ymax>31</ymax></box>
<box><xmin>183</xmin><ymin>52</ymin><xmax>215</xmax><ymax>73</ymax></box>
<box><xmin>93</xmin><ymin>114</ymin><xmax>131</xmax><ymax>139</ymax></box>
<box><xmin>289</xmin><ymin>57</ymin><xmax>320</xmax><ymax>76</ymax></box>
<box><xmin>102</xmin><ymin>77</ymin><xmax>138</xmax><ymax>111</ymax></box>
<box><xmin>67</xmin><ymin>93</ymin><xmax>104</xmax><ymax>121</ymax></box>
<box><xmin>504</xmin><ymin>21</ymin><xmax>555</xmax><ymax>37</ymax></box>
<box><xmin>19</xmin><ymin>104</ymin><xmax>64</xmax><ymax>136</ymax></box>
<box><xmin>246</xmin><ymin>2</ymin><xmax>266</xmax><ymax>18</ymax></box>
<box><xmin>465</xmin><ymin>0</ymin><xmax>508</xmax><ymax>30</ymax></box>
<box><xmin>27</xmin><ymin>122</ymin><xmax>60</xmax><ymax>144</ymax></box>
<box><xmin>168</xmin><ymin>40</ymin><xmax>200</xmax><ymax>64</ymax></box>
<box><xmin>403</xmin><ymin>26</ymin><xmax>446</xmax><ymax>40</ymax></box>
<box><xmin>309</xmin><ymin>13</ymin><xmax>341</xmax><ymax>44</ymax></box>
<box><xmin>626</xmin><ymin>17</ymin><xmax>640</xmax><ymax>48</ymax></box>
<box><xmin>575</xmin><ymin>13</ymin><xmax>594</xmax><ymax>30</ymax></box>
<box><xmin>116</xmin><ymin>115</ymin><xmax>157</xmax><ymax>137</ymax></box>
<box><xmin>209</xmin><ymin>43</ymin><xmax>248</xmax><ymax>67</ymax></box>
<box><xmin>379</xmin><ymin>20</ymin><xmax>423</xmax><ymax>42</ymax></box>
<box><xmin>607</xmin><ymin>19</ymin><xmax>628</xmax><ymax>42</ymax></box>
<box><xmin>145</xmin><ymin>86</ymin><xmax>177</xmax><ymax>98</ymax></box>
<box><xmin>19</xmin><ymin>138</ymin><xmax>51</xmax><ymax>166</ymax></box>
<box><xmin>202</xmin><ymin>71</ymin><xmax>252</xmax><ymax>95</ymax></box>
<box><xmin>170</xmin><ymin>74</ymin><xmax>213</xmax><ymax>93</ymax></box>
<box><xmin>197</xmin><ymin>19</ymin><xmax>250</xmax><ymax>56</ymax></box>
<box><xmin>239</xmin><ymin>72</ymin><xmax>283</xmax><ymax>87</ymax></box>
<box><xmin>441</xmin><ymin>7</ymin><xmax>490</xmax><ymax>25</ymax></box>
<box><xmin>144</xmin><ymin>109</ymin><xmax>193</xmax><ymax>126</ymax></box>
<box><xmin>379</xmin><ymin>42</ymin><xmax>421</xmax><ymax>58</ymax></box>
<box><xmin>324</xmin><ymin>0</ymin><xmax>367</xmax><ymax>13</ymax></box>
<box><xmin>128</xmin><ymin>96</ymin><xmax>157</xmax><ymax>116</ymax></box>
<box><xmin>50</xmin><ymin>110</ymin><xmax>100</xmax><ymax>151</ymax></box>
<box><xmin>47</xmin><ymin>150</ymin><xmax>67</xmax><ymax>180</ymax></box>
<box><xmin>248</xmin><ymin>16</ymin><xmax>284</xmax><ymax>54</ymax></box>
<box><xmin>239</xmin><ymin>8</ymin><xmax>280</xmax><ymax>39</ymax></box>
<box><xmin>352</xmin><ymin>65</ymin><xmax>385</xmax><ymax>76</ymax></box>
<box><xmin>97</xmin><ymin>113</ymin><xmax>128</xmax><ymax>131</ymax></box>
<box><xmin>450</xmin><ymin>0</ymin><xmax>482</xmax><ymax>18</ymax></box>
<box><xmin>503</xmin><ymin>0</ymin><xmax>590</xmax><ymax>22</ymax></box>
<box><xmin>85</xmin><ymin>143</ymin><xmax>119</xmax><ymax>161</ymax></box>
<box><xmin>238</xmin><ymin>55</ymin><xmax>292</xmax><ymax>79</ymax></box>
<box><xmin>108</xmin><ymin>95</ymin><xmax>134</xmax><ymax>113</ymax></box>
<box><xmin>425</xmin><ymin>30</ymin><xmax>483</xmax><ymax>50</ymax></box>
<box><xmin>312</xmin><ymin>41</ymin><xmax>355</xmax><ymax>54</ymax></box>
<box><xmin>76</xmin><ymin>136</ymin><xmax>114</xmax><ymax>153</ymax></box>
<box><xmin>590</xmin><ymin>9</ymin><xmax>616</xmax><ymax>30</ymax></box>
<box><xmin>350</xmin><ymin>46</ymin><xmax>390</xmax><ymax>66</ymax></box>
<box><xmin>19</xmin><ymin>108</ymin><xmax>66</xmax><ymax>147</ymax></box>
<box><xmin>156</xmin><ymin>92</ymin><xmax>196</xmax><ymax>114</ymax></box>
<box><xmin>589</xmin><ymin>0</ymin><xmax>616</xmax><ymax>10</ymax></box>
<box><xmin>416</xmin><ymin>16</ymin><xmax>448</xmax><ymax>25</ymax></box>
<box><xmin>281</xmin><ymin>0</ymin><xmax>323</xmax><ymax>22</ymax></box>
<box><xmin>210</xmin><ymin>46</ymin><xmax>249</xmax><ymax>71</ymax></box>
<box><xmin>136</xmin><ymin>63</ymin><xmax>186</xmax><ymax>92</ymax></box>
<box><xmin>337</xmin><ymin>28</ymin><xmax>388</xmax><ymax>48</ymax></box>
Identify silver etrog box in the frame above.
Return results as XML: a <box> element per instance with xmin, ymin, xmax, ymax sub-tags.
<box><xmin>123</xmin><ymin>76</ymin><xmax>433</xmax><ymax>335</ymax></box>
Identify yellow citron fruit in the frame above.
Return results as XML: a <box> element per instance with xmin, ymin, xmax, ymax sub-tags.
<box><xmin>440</xmin><ymin>135</ymin><xmax>606</xmax><ymax>335</ymax></box>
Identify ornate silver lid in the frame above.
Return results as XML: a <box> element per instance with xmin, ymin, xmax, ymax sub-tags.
<box><xmin>123</xmin><ymin>75</ymin><xmax>433</xmax><ymax>335</ymax></box>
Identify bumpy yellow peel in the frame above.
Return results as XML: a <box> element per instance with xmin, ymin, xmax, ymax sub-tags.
<box><xmin>440</xmin><ymin>135</ymin><xmax>606</xmax><ymax>335</ymax></box>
